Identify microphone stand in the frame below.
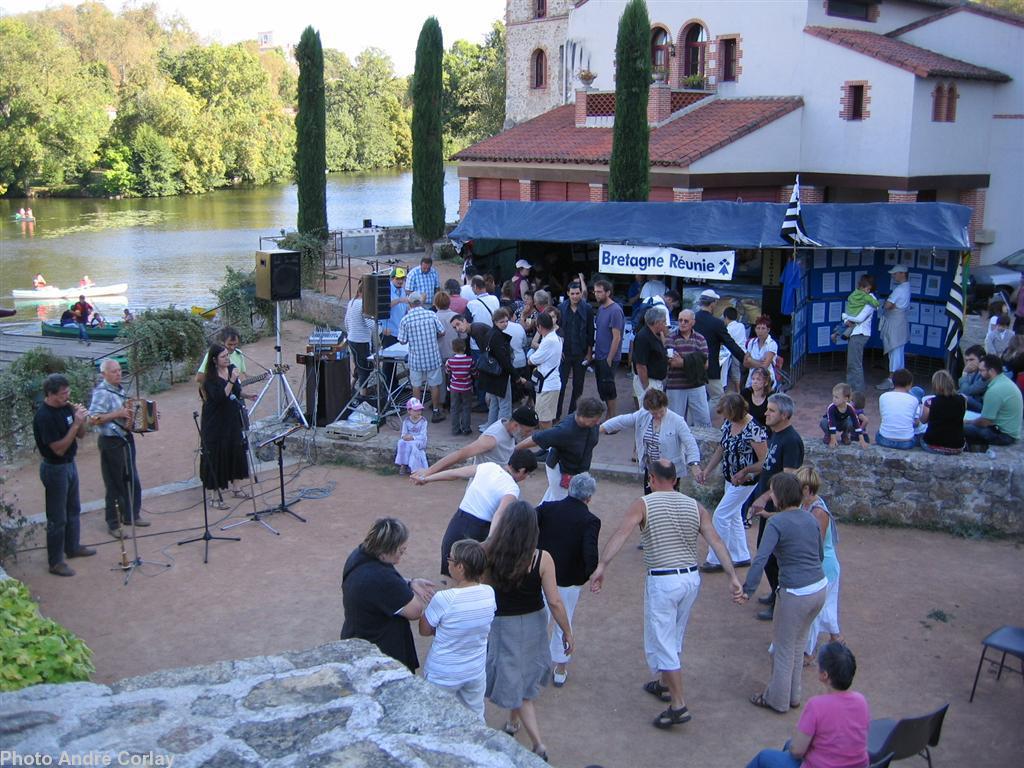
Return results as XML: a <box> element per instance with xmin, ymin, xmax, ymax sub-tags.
<box><xmin>248</xmin><ymin>425</ymin><xmax>306</xmax><ymax>524</ymax></box>
<box><xmin>110</xmin><ymin>433</ymin><xmax>169</xmax><ymax>584</ymax></box>
<box><xmin>222</xmin><ymin>395</ymin><xmax>280</xmax><ymax>536</ymax></box>
<box><xmin>178</xmin><ymin>410</ymin><xmax>239</xmax><ymax>563</ymax></box>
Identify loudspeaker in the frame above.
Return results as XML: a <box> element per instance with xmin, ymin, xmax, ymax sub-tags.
<box><xmin>255</xmin><ymin>250</ymin><xmax>301</xmax><ymax>301</ymax></box>
<box><xmin>361</xmin><ymin>272</ymin><xmax>392</xmax><ymax>320</ymax></box>
<box><xmin>305</xmin><ymin>356</ymin><xmax>352</xmax><ymax>427</ymax></box>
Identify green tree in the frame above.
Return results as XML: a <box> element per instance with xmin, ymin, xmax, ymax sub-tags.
<box><xmin>977</xmin><ymin>0</ymin><xmax>1024</xmax><ymax>14</ymax></box>
<box><xmin>412</xmin><ymin>17</ymin><xmax>445</xmax><ymax>249</ymax></box>
<box><xmin>442</xmin><ymin>21</ymin><xmax>505</xmax><ymax>153</ymax></box>
<box><xmin>0</xmin><ymin>18</ymin><xmax>111</xmax><ymax>194</ymax></box>
<box><xmin>608</xmin><ymin>0</ymin><xmax>651</xmax><ymax>202</ymax></box>
<box><xmin>294</xmin><ymin>26</ymin><xmax>328</xmax><ymax>239</ymax></box>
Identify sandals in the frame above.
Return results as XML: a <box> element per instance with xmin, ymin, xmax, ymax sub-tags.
<box><xmin>643</xmin><ymin>680</ymin><xmax>671</xmax><ymax>703</ymax></box>
<box><xmin>750</xmin><ymin>692</ymin><xmax>786</xmax><ymax>713</ymax></box>
<box><xmin>502</xmin><ymin>719</ymin><xmax>521</xmax><ymax>735</ymax></box>
<box><xmin>653</xmin><ymin>705</ymin><xmax>691</xmax><ymax>729</ymax></box>
<box><xmin>532</xmin><ymin>745</ymin><xmax>548</xmax><ymax>763</ymax></box>
<box><xmin>210</xmin><ymin>499</ymin><xmax>230</xmax><ymax>510</ymax></box>
<box><xmin>232</xmin><ymin>489</ymin><xmax>249</xmax><ymax>499</ymax></box>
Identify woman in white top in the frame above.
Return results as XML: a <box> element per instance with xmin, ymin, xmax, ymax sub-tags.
<box><xmin>599</xmin><ymin>388</ymin><xmax>700</xmax><ymax>494</ymax></box>
<box><xmin>345</xmin><ymin>284</ymin><xmax>376</xmax><ymax>389</ymax></box>
<box><xmin>876</xmin><ymin>368</ymin><xmax>923</xmax><ymax>450</ymax></box>
<box><xmin>743</xmin><ymin>315</ymin><xmax>778</xmax><ymax>389</ymax></box>
<box><xmin>526</xmin><ymin>312</ymin><xmax>563</xmax><ymax>428</ymax></box>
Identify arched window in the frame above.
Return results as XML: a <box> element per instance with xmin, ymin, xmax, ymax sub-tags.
<box><xmin>682</xmin><ymin>23</ymin><xmax>707</xmax><ymax>78</ymax></box>
<box><xmin>945</xmin><ymin>83</ymin><xmax>958</xmax><ymax>122</ymax></box>
<box><xmin>651</xmin><ymin>27</ymin><xmax>670</xmax><ymax>70</ymax></box>
<box><xmin>531</xmin><ymin>49</ymin><xmax>547</xmax><ymax>89</ymax></box>
<box><xmin>932</xmin><ymin>84</ymin><xmax>947</xmax><ymax>122</ymax></box>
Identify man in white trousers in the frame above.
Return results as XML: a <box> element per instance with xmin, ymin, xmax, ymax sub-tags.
<box><xmin>516</xmin><ymin>397</ymin><xmax>604</xmax><ymax>503</ymax></box>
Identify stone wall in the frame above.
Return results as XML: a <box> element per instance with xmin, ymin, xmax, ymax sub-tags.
<box><xmin>0</xmin><ymin>641</ymin><xmax>544</xmax><ymax>767</ymax></box>
<box><xmin>374</xmin><ymin>224</ymin><xmax>459</xmax><ymax>257</ymax></box>
<box><xmin>505</xmin><ymin>1</ymin><xmax>572</xmax><ymax>126</ymax></box>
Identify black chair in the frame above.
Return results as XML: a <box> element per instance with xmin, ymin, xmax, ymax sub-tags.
<box><xmin>969</xmin><ymin>625</ymin><xmax>1024</xmax><ymax>702</ymax></box>
<box><xmin>867</xmin><ymin>703</ymin><xmax>949</xmax><ymax>768</ymax></box>
<box><xmin>869</xmin><ymin>754</ymin><xmax>896</xmax><ymax>768</ymax></box>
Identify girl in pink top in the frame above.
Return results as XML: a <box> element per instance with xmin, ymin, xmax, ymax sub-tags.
<box><xmin>746</xmin><ymin>642</ymin><xmax>870</xmax><ymax>768</ymax></box>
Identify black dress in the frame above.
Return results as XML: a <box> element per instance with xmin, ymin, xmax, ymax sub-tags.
<box><xmin>200</xmin><ymin>366</ymin><xmax>249</xmax><ymax>490</ymax></box>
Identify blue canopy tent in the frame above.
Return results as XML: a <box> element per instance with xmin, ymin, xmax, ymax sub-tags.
<box><xmin>450</xmin><ymin>200</ymin><xmax>972</xmax><ymax>373</ymax></box>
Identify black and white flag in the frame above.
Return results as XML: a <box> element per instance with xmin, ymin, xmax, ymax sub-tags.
<box><xmin>780</xmin><ymin>175</ymin><xmax>821</xmax><ymax>247</ymax></box>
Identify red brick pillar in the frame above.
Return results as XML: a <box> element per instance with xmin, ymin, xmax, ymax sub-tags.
<box><xmin>647</xmin><ymin>82</ymin><xmax>671</xmax><ymax>124</ymax></box>
<box><xmin>575</xmin><ymin>89</ymin><xmax>589</xmax><ymax>127</ymax></box>
<box><xmin>673</xmin><ymin>187</ymin><xmax>703</xmax><ymax>203</ymax></box>
<box><xmin>888</xmin><ymin>189</ymin><xmax>918</xmax><ymax>203</ymax></box>
<box><xmin>519</xmin><ymin>179</ymin><xmax>535</xmax><ymax>202</ymax></box>
<box><xmin>459</xmin><ymin>177</ymin><xmax>473</xmax><ymax>219</ymax></box>
<box><xmin>589</xmin><ymin>183</ymin><xmax>607</xmax><ymax>203</ymax></box>
<box><xmin>780</xmin><ymin>184</ymin><xmax>824</xmax><ymax>203</ymax></box>
<box><xmin>958</xmin><ymin>188</ymin><xmax>987</xmax><ymax>254</ymax></box>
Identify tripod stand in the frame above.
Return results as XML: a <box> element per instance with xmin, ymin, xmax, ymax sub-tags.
<box><xmin>240</xmin><ymin>425</ymin><xmax>306</xmax><ymax>525</ymax></box>
<box><xmin>250</xmin><ymin>302</ymin><xmax>308</xmax><ymax>427</ymax></box>
<box><xmin>110</xmin><ymin>436</ymin><xmax>170</xmax><ymax>585</ymax></box>
<box><xmin>178</xmin><ymin>411</ymin><xmax>239</xmax><ymax>563</ymax></box>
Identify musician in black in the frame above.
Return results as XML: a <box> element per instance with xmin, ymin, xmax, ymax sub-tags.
<box><xmin>89</xmin><ymin>359</ymin><xmax>148</xmax><ymax>538</ymax></box>
<box><xmin>200</xmin><ymin>343</ymin><xmax>250</xmax><ymax>508</ymax></box>
<box><xmin>33</xmin><ymin>374</ymin><xmax>94</xmax><ymax>577</ymax></box>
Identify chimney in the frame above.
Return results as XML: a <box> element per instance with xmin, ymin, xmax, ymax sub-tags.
<box><xmin>647</xmin><ymin>82</ymin><xmax>671</xmax><ymax>124</ymax></box>
<box><xmin>575</xmin><ymin>89</ymin><xmax>589</xmax><ymax>127</ymax></box>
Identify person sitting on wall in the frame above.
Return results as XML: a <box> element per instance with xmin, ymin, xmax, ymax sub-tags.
<box><xmin>964</xmin><ymin>354</ymin><xmax>1023</xmax><ymax>450</ymax></box>
<box><xmin>959</xmin><ymin>345</ymin><xmax>987</xmax><ymax>413</ymax></box>
<box><xmin>875</xmin><ymin>369</ymin><xmax>924</xmax><ymax>450</ymax></box>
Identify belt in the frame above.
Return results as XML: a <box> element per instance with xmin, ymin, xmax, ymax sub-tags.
<box><xmin>649</xmin><ymin>565</ymin><xmax>699</xmax><ymax>576</ymax></box>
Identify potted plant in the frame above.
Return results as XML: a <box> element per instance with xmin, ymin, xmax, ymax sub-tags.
<box><xmin>652</xmin><ymin>65</ymin><xmax>669</xmax><ymax>83</ymax></box>
<box><xmin>683</xmin><ymin>73</ymin><xmax>706</xmax><ymax>90</ymax></box>
<box><xmin>577</xmin><ymin>68</ymin><xmax>597</xmax><ymax>87</ymax></box>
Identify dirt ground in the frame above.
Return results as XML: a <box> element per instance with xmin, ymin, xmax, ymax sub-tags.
<box><xmin>3</xmin><ymin>316</ymin><xmax>1023</xmax><ymax>767</ymax></box>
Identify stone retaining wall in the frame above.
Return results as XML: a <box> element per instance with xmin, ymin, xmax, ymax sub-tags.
<box><xmin>0</xmin><ymin>641</ymin><xmax>544</xmax><ymax>767</ymax></box>
<box><xmin>374</xmin><ymin>223</ymin><xmax>458</xmax><ymax>256</ymax></box>
<box><xmin>295</xmin><ymin>426</ymin><xmax>1024</xmax><ymax>537</ymax></box>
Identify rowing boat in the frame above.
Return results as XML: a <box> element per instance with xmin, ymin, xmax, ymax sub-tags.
<box><xmin>41</xmin><ymin>321</ymin><xmax>124</xmax><ymax>340</ymax></box>
<box><xmin>11</xmin><ymin>283</ymin><xmax>128</xmax><ymax>299</ymax></box>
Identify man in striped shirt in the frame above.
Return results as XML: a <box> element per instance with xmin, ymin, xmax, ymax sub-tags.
<box><xmin>590</xmin><ymin>459</ymin><xmax>742</xmax><ymax>730</ymax></box>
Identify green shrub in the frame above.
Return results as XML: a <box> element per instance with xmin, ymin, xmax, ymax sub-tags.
<box><xmin>214</xmin><ymin>266</ymin><xmax>275</xmax><ymax>342</ymax></box>
<box><xmin>0</xmin><ymin>579</ymin><xmax>94</xmax><ymax>691</ymax></box>
<box><xmin>116</xmin><ymin>307</ymin><xmax>206</xmax><ymax>385</ymax></box>
<box><xmin>279</xmin><ymin>230</ymin><xmax>325</xmax><ymax>290</ymax></box>
<box><xmin>0</xmin><ymin>348</ymin><xmax>97</xmax><ymax>459</ymax></box>
<box><xmin>0</xmin><ymin>477</ymin><xmax>31</xmax><ymax>565</ymax></box>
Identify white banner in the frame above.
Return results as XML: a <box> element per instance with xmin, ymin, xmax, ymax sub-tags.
<box><xmin>599</xmin><ymin>244</ymin><xmax>736</xmax><ymax>281</ymax></box>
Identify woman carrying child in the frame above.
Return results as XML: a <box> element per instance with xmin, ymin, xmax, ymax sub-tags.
<box><xmin>839</xmin><ymin>274</ymin><xmax>878</xmax><ymax>395</ymax></box>
<box><xmin>395</xmin><ymin>398</ymin><xmax>429</xmax><ymax>475</ymax></box>
<box><xmin>797</xmin><ymin>466</ymin><xmax>843</xmax><ymax>667</ymax></box>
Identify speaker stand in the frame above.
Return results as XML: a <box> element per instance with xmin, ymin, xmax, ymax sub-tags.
<box><xmin>249</xmin><ymin>303</ymin><xmax>308</xmax><ymax>427</ymax></box>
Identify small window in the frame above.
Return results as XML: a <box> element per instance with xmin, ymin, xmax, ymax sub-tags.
<box><xmin>651</xmin><ymin>28</ymin><xmax>670</xmax><ymax>70</ymax></box>
<box><xmin>945</xmin><ymin>83</ymin><xmax>958</xmax><ymax>122</ymax></box>
<box><xmin>850</xmin><ymin>85</ymin><xmax>865</xmax><ymax>120</ymax></box>
<box><xmin>721</xmin><ymin>38</ymin><xmax>738</xmax><ymax>82</ymax></box>
<box><xmin>531</xmin><ymin>49</ymin><xmax>547</xmax><ymax>89</ymax></box>
<box><xmin>535</xmin><ymin>0</ymin><xmax>546</xmax><ymax>19</ymax></box>
<box><xmin>932</xmin><ymin>84</ymin><xmax>947</xmax><ymax>122</ymax></box>
<box><xmin>682</xmin><ymin>23</ymin><xmax>707</xmax><ymax>78</ymax></box>
<box><xmin>827</xmin><ymin>0</ymin><xmax>874</xmax><ymax>21</ymax></box>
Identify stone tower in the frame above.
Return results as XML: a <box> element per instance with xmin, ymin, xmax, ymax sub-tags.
<box><xmin>505</xmin><ymin>0</ymin><xmax>574</xmax><ymax>127</ymax></box>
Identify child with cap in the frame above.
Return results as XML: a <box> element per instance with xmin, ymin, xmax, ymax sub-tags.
<box><xmin>395</xmin><ymin>397</ymin><xmax>429</xmax><ymax>475</ymax></box>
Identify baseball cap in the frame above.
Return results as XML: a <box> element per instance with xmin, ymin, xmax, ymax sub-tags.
<box><xmin>405</xmin><ymin>397</ymin><xmax>424</xmax><ymax>411</ymax></box>
<box><xmin>699</xmin><ymin>288</ymin><xmax>721</xmax><ymax>300</ymax></box>
<box><xmin>392</xmin><ymin>267</ymin><xmax>407</xmax><ymax>278</ymax></box>
<box><xmin>511</xmin><ymin>406</ymin><xmax>539</xmax><ymax>427</ymax></box>
<box><xmin>888</xmin><ymin>264</ymin><xmax>908</xmax><ymax>275</ymax></box>
<box><xmin>515</xmin><ymin>259</ymin><xmax>533</xmax><ymax>269</ymax></box>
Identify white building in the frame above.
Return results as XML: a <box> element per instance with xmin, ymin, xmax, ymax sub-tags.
<box><xmin>456</xmin><ymin>0</ymin><xmax>1022</xmax><ymax>265</ymax></box>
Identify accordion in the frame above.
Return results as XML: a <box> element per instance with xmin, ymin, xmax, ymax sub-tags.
<box><xmin>127</xmin><ymin>398</ymin><xmax>159</xmax><ymax>433</ymax></box>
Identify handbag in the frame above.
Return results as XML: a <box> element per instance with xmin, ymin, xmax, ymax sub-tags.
<box><xmin>477</xmin><ymin>351</ymin><xmax>503</xmax><ymax>376</ymax></box>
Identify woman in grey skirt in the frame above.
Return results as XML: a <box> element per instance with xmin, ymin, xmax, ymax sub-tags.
<box><xmin>484</xmin><ymin>501</ymin><xmax>574</xmax><ymax>763</ymax></box>
<box><xmin>739</xmin><ymin>472</ymin><xmax>826</xmax><ymax>714</ymax></box>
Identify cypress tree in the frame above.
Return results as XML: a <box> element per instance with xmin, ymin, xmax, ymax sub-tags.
<box><xmin>295</xmin><ymin>26</ymin><xmax>327</xmax><ymax>238</ymax></box>
<box><xmin>412</xmin><ymin>17</ymin><xmax>445</xmax><ymax>252</ymax></box>
<box><xmin>608</xmin><ymin>0</ymin><xmax>651</xmax><ymax>202</ymax></box>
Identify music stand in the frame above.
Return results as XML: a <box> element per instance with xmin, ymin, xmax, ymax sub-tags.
<box><xmin>178</xmin><ymin>411</ymin><xmax>240</xmax><ymax>562</ymax></box>
<box><xmin>233</xmin><ymin>425</ymin><xmax>306</xmax><ymax>526</ymax></box>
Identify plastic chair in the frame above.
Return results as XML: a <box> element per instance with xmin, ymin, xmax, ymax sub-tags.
<box><xmin>869</xmin><ymin>753</ymin><xmax>896</xmax><ymax>768</ymax></box>
<box><xmin>969</xmin><ymin>625</ymin><xmax>1024</xmax><ymax>702</ymax></box>
<box><xmin>867</xmin><ymin>703</ymin><xmax>948</xmax><ymax>768</ymax></box>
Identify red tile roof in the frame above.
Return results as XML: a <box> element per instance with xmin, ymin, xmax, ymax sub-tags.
<box><xmin>887</xmin><ymin>3</ymin><xmax>1024</xmax><ymax>36</ymax></box>
<box><xmin>804</xmin><ymin>26</ymin><xmax>1011</xmax><ymax>82</ymax></box>
<box><xmin>452</xmin><ymin>97</ymin><xmax>803</xmax><ymax>168</ymax></box>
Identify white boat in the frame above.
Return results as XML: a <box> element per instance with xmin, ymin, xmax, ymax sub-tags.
<box><xmin>10</xmin><ymin>283</ymin><xmax>128</xmax><ymax>300</ymax></box>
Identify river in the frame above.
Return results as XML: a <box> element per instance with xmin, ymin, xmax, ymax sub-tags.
<box><xmin>0</xmin><ymin>166</ymin><xmax>461</xmax><ymax>323</ymax></box>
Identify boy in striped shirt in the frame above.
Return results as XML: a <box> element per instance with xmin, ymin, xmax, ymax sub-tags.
<box><xmin>445</xmin><ymin>338</ymin><xmax>475</xmax><ymax>435</ymax></box>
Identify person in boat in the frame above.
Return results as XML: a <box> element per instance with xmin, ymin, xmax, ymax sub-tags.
<box><xmin>79</xmin><ymin>275</ymin><xmax>94</xmax><ymax>289</ymax></box>
<box><xmin>25</xmin><ymin>208</ymin><xmax>33</xmax><ymax>220</ymax></box>
<box><xmin>71</xmin><ymin>296</ymin><xmax>92</xmax><ymax>344</ymax></box>
<box><xmin>18</xmin><ymin>208</ymin><xmax>25</xmax><ymax>218</ymax></box>
<box><xmin>59</xmin><ymin>308</ymin><xmax>77</xmax><ymax>327</ymax></box>
<box><xmin>33</xmin><ymin>274</ymin><xmax>47</xmax><ymax>289</ymax></box>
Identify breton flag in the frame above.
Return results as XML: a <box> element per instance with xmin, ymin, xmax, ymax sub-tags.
<box><xmin>944</xmin><ymin>252</ymin><xmax>966</xmax><ymax>357</ymax></box>
<box><xmin>780</xmin><ymin>175</ymin><xmax>821</xmax><ymax>247</ymax></box>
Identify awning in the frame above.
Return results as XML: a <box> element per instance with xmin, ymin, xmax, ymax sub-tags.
<box><xmin>449</xmin><ymin>201</ymin><xmax>972</xmax><ymax>251</ymax></box>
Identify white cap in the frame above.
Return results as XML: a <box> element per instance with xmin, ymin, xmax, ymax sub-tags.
<box><xmin>699</xmin><ymin>289</ymin><xmax>721</xmax><ymax>300</ymax></box>
<box><xmin>515</xmin><ymin>259</ymin><xmax>533</xmax><ymax>269</ymax></box>
<box><xmin>888</xmin><ymin>264</ymin><xmax>909</xmax><ymax>275</ymax></box>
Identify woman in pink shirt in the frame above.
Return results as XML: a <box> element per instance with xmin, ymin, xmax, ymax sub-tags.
<box><xmin>745</xmin><ymin>642</ymin><xmax>870</xmax><ymax>768</ymax></box>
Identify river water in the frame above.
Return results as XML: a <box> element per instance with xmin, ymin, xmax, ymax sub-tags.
<box><xmin>0</xmin><ymin>166</ymin><xmax>461</xmax><ymax>322</ymax></box>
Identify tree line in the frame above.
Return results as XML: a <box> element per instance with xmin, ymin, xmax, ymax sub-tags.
<box><xmin>0</xmin><ymin>2</ymin><xmax>504</xmax><ymax>198</ymax></box>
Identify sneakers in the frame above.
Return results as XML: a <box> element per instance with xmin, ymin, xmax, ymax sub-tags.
<box><xmin>757</xmin><ymin>606</ymin><xmax>775</xmax><ymax>621</ymax></box>
<box><xmin>67</xmin><ymin>547</ymin><xmax>96</xmax><ymax>558</ymax></box>
<box><xmin>108</xmin><ymin>526</ymin><xmax>124</xmax><ymax>538</ymax></box>
<box><xmin>552</xmin><ymin>667</ymin><xmax>568</xmax><ymax>687</ymax></box>
<box><xmin>875</xmin><ymin>378</ymin><xmax>894</xmax><ymax>391</ymax></box>
<box><xmin>131</xmin><ymin>518</ymin><xmax>151</xmax><ymax>527</ymax></box>
<box><xmin>431</xmin><ymin>409</ymin><xmax>445</xmax><ymax>423</ymax></box>
<box><xmin>49</xmin><ymin>562</ymin><xmax>75</xmax><ymax>577</ymax></box>
<box><xmin>700</xmin><ymin>562</ymin><xmax>724</xmax><ymax>573</ymax></box>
